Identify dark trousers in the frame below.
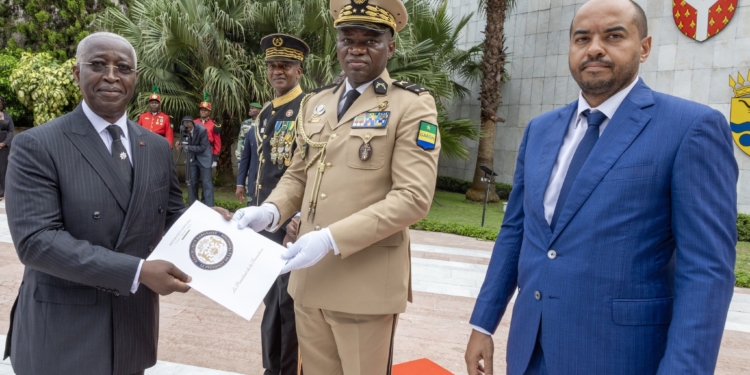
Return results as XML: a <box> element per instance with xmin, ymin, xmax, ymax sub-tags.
<box><xmin>188</xmin><ymin>162</ymin><xmax>214</xmax><ymax>207</ymax></box>
<box><xmin>0</xmin><ymin>146</ymin><xmax>8</xmax><ymax>197</ymax></box>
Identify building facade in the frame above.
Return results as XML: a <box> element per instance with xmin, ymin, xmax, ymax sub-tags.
<box><xmin>441</xmin><ymin>0</ymin><xmax>750</xmax><ymax>212</ymax></box>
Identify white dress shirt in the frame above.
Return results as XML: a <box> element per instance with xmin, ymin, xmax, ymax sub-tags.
<box><xmin>337</xmin><ymin>78</ymin><xmax>375</xmax><ymax>114</ymax></box>
<box><xmin>81</xmin><ymin>100</ymin><xmax>142</xmax><ymax>294</ymax></box>
<box><xmin>471</xmin><ymin>77</ymin><xmax>639</xmax><ymax>337</ymax></box>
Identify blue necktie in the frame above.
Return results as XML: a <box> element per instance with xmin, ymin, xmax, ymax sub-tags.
<box><xmin>550</xmin><ymin>109</ymin><xmax>608</xmax><ymax>231</ymax></box>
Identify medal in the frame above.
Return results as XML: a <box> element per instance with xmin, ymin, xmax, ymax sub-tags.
<box><xmin>359</xmin><ymin>142</ymin><xmax>372</xmax><ymax>161</ymax></box>
<box><xmin>286</xmin><ymin>109</ymin><xmax>294</xmax><ymax>117</ymax></box>
<box><xmin>313</xmin><ymin>105</ymin><xmax>326</xmax><ymax>117</ymax></box>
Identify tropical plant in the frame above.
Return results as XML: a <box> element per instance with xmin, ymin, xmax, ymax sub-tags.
<box><xmin>99</xmin><ymin>0</ymin><xmax>482</xmax><ymax>183</ymax></box>
<box><xmin>466</xmin><ymin>0</ymin><xmax>515</xmax><ymax>202</ymax></box>
<box><xmin>0</xmin><ymin>0</ymin><xmax>125</xmax><ymax>60</ymax></box>
<box><xmin>0</xmin><ymin>50</ymin><xmax>34</xmax><ymax>127</ymax></box>
<box><xmin>9</xmin><ymin>52</ymin><xmax>81</xmax><ymax>126</ymax></box>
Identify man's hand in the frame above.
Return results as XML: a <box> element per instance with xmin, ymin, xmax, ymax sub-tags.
<box><xmin>212</xmin><ymin>206</ymin><xmax>232</xmax><ymax>220</ymax></box>
<box><xmin>211</xmin><ymin>161</ymin><xmax>217</xmax><ymax>168</ymax></box>
<box><xmin>280</xmin><ymin>228</ymin><xmax>333</xmax><ymax>274</ymax></box>
<box><xmin>139</xmin><ymin>260</ymin><xmax>192</xmax><ymax>296</ymax></box>
<box><xmin>176</xmin><ymin>143</ymin><xmax>182</xmax><ymax>151</ymax></box>
<box><xmin>282</xmin><ymin>216</ymin><xmax>301</xmax><ymax>245</ymax></box>
<box><xmin>465</xmin><ymin>329</ymin><xmax>494</xmax><ymax>375</ymax></box>
<box><xmin>235</xmin><ymin>186</ymin><xmax>246</xmax><ymax>203</ymax></box>
<box><xmin>233</xmin><ymin>205</ymin><xmax>275</xmax><ymax>232</ymax></box>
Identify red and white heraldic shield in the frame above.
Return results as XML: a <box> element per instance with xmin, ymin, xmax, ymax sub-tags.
<box><xmin>673</xmin><ymin>0</ymin><xmax>738</xmax><ymax>41</ymax></box>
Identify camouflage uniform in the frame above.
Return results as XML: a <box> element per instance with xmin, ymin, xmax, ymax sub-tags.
<box><xmin>236</xmin><ymin>118</ymin><xmax>256</xmax><ymax>161</ymax></box>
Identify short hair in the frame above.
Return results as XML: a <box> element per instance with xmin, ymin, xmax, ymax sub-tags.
<box><xmin>76</xmin><ymin>32</ymin><xmax>137</xmax><ymax>68</ymax></box>
<box><xmin>570</xmin><ymin>0</ymin><xmax>648</xmax><ymax>39</ymax></box>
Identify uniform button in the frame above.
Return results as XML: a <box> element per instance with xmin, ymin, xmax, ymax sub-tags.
<box><xmin>547</xmin><ymin>250</ymin><xmax>557</xmax><ymax>259</ymax></box>
<box><xmin>320</xmin><ymin>193</ymin><xmax>327</xmax><ymax>200</ymax></box>
<box><xmin>113</xmin><ymin>291</ymin><xmax>120</xmax><ymax>297</ymax></box>
<box><xmin>534</xmin><ymin>291</ymin><xmax>541</xmax><ymax>300</ymax></box>
<box><xmin>315</xmin><ymin>225</ymin><xmax>321</xmax><ymax>231</ymax></box>
<box><xmin>326</xmin><ymin>162</ymin><xmax>332</xmax><ymax>168</ymax></box>
<box><xmin>158</xmin><ymin>205</ymin><xmax>164</xmax><ymax>213</ymax></box>
<box><xmin>258</xmin><ymin>185</ymin><xmax>262</xmax><ymax>189</ymax></box>
<box><xmin>331</xmin><ymin>134</ymin><xmax>337</xmax><ymax>139</ymax></box>
<box><xmin>93</xmin><ymin>211</ymin><xmax>100</xmax><ymax>219</ymax></box>
<box><xmin>263</xmin><ymin>135</ymin><xmax>267</xmax><ymax>140</ymax></box>
<box><xmin>148</xmin><ymin>246</ymin><xmax>154</xmax><ymax>252</ymax></box>
<box><xmin>261</xmin><ymin>159</ymin><xmax>265</xmax><ymax>164</ymax></box>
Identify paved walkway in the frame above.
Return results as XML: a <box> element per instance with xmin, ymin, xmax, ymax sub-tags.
<box><xmin>0</xmin><ymin>203</ymin><xmax>749</xmax><ymax>374</ymax></box>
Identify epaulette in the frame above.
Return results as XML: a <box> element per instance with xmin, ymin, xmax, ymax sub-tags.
<box><xmin>214</xmin><ymin>123</ymin><xmax>222</xmax><ymax>134</ymax></box>
<box><xmin>310</xmin><ymin>83</ymin><xmax>338</xmax><ymax>94</ymax></box>
<box><xmin>392</xmin><ymin>80</ymin><xmax>430</xmax><ymax>95</ymax></box>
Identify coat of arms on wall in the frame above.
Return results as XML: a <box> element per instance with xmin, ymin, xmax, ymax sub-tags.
<box><xmin>673</xmin><ymin>0</ymin><xmax>737</xmax><ymax>41</ymax></box>
<box><xmin>729</xmin><ymin>72</ymin><xmax>750</xmax><ymax>156</ymax></box>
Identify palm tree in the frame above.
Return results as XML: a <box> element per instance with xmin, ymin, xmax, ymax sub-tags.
<box><xmin>99</xmin><ymin>0</ymin><xmax>481</xmax><ymax>182</ymax></box>
<box><xmin>465</xmin><ymin>0</ymin><xmax>515</xmax><ymax>202</ymax></box>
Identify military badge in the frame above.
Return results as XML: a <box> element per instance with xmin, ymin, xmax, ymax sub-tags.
<box><xmin>730</xmin><ymin>71</ymin><xmax>750</xmax><ymax>155</ymax></box>
<box><xmin>313</xmin><ymin>105</ymin><xmax>326</xmax><ymax>117</ymax></box>
<box><xmin>416</xmin><ymin>121</ymin><xmax>437</xmax><ymax>151</ymax></box>
<box><xmin>673</xmin><ymin>0</ymin><xmax>737</xmax><ymax>42</ymax></box>
<box><xmin>286</xmin><ymin>109</ymin><xmax>294</xmax><ymax>118</ymax></box>
<box><xmin>352</xmin><ymin>111</ymin><xmax>390</xmax><ymax>128</ymax></box>
<box><xmin>359</xmin><ymin>142</ymin><xmax>373</xmax><ymax>161</ymax></box>
<box><xmin>189</xmin><ymin>231</ymin><xmax>234</xmax><ymax>270</ymax></box>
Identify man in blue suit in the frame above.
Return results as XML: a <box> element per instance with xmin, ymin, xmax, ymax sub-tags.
<box><xmin>465</xmin><ymin>0</ymin><xmax>738</xmax><ymax>374</ymax></box>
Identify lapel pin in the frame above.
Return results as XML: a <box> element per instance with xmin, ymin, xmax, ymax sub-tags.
<box><xmin>140</xmin><ymin>142</ymin><xmax>145</xmax><ymax>146</ymax></box>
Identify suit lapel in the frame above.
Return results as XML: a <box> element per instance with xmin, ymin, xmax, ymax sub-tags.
<box><xmin>116</xmin><ymin>121</ymin><xmax>148</xmax><ymax>246</ymax></box>
<box><xmin>64</xmin><ymin>105</ymin><xmax>131</xmax><ymax>211</ymax></box>
<box><xmin>531</xmin><ymin>103</ymin><xmax>577</xmax><ymax>233</ymax></box>
<box><xmin>549</xmin><ymin>81</ymin><xmax>654</xmax><ymax>243</ymax></box>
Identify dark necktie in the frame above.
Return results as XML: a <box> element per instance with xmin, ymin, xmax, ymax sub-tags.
<box><xmin>106</xmin><ymin>125</ymin><xmax>133</xmax><ymax>190</ymax></box>
<box><xmin>550</xmin><ymin>109</ymin><xmax>608</xmax><ymax>230</ymax></box>
<box><xmin>338</xmin><ymin>89</ymin><xmax>361</xmax><ymax>121</ymax></box>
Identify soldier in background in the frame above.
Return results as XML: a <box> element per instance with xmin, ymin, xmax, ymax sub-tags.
<box><xmin>194</xmin><ymin>93</ymin><xmax>221</xmax><ymax>167</ymax></box>
<box><xmin>236</xmin><ymin>103</ymin><xmax>262</xmax><ymax>205</ymax></box>
<box><xmin>137</xmin><ymin>86</ymin><xmax>173</xmax><ymax>147</ymax></box>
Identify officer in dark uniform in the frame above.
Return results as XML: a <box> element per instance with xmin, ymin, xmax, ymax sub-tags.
<box><xmin>254</xmin><ymin>33</ymin><xmax>310</xmax><ymax>375</ymax></box>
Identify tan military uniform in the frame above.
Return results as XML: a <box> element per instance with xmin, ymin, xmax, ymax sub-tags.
<box><xmin>265</xmin><ymin>69</ymin><xmax>439</xmax><ymax>374</ymax></box>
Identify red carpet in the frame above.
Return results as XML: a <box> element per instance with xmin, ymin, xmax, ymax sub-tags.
<box><xmin>392</xmin><ymin>359</ymin><xmax>454</xmax><ymax>374</ymax></box>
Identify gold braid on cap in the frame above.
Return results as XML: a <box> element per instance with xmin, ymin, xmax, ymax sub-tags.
<box><xmin>334</xmin><ymin>4</ymin><xmax>397</xmax><ymax>32</ymax></box>
<box><xmin>265</xmin><ymin>47</ymin><xmax>306</xmax><ymax>62</ymax></box>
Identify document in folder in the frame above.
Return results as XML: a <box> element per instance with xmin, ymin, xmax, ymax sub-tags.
<box><xmin>148</xmin><ymin>202</ymin><xmax>286</xmax><ymax>320</ymax></box>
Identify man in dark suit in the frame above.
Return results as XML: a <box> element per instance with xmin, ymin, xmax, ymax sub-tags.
<box><xmin>465</xmin><ymin>1</ymin><xmax>738</xmax><ymax>374</ymax></box>
<box><xmin>177</xmin><ymin>116</ymin><xmax>214</xmax><ymax>207</ymax></box>
<box><xmin>3</xmin><ymin>32</ymin><xmax>192</xmax><ymax>375</ymax></box>
<box><xmin>236</xmin><ymin>117</ymin><xmax>259</xmax><ymax>206</ymax></box>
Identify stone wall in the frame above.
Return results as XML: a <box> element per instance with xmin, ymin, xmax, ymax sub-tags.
<box><xmin>442</xmin><ymin>0</ymin><xmax>750</xmax><ymax>212</ymax></box>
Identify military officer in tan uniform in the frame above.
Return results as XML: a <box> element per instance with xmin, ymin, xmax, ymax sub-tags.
<box><xmin>233</xmin><ymin>0</ymin><xmax>440</xmax><ymax>373</ymax></box>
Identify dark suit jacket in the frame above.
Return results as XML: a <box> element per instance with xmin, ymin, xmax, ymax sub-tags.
<box><xmin>236</xmin><ymin>125</ymin><xmax>259</xmax><ymax>194</ymax></box>
<box><xmin>187</xmin><ymin>123</ymin><xmax>212</xmax><ymax>169</ymax></box>
<box><xmin>3</xmin><ymin>104</ymin><xmax>186</xmax><ymax>375</ymax></box>
<box><xmin>470</xmin><ymin>80</ymin><xmax>738</xmax><ymax>374</ymax></box>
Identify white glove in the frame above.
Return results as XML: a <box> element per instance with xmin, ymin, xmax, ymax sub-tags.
<box><xmin>211</xmin><ymin>161</ymin><xmax>217</xmax><ymax>168</ymax></box>
<box><xmin>280</xmin><ymin>228</ymin><xmax>334</xmax><ymax>274</ymax></box>
<box><xmin>233</xmin><ymin>204</ymin><xmax>276</xmax><ymax>232</ymax></box>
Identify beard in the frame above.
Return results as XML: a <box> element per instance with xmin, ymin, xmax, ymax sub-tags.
<box><xmin>571</xmin><ymin>55</ymin><xmax>639</xmax><ymax>98</ymax></box>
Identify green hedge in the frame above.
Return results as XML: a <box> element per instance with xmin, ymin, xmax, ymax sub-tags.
<box><xmin>737</xmin><ymin>271</ymin><xmax>750</xmax><ymax>288</ymax></box>
<box><xmin>410</xmin><ymin>219</ymin><xmax>498</xmax><ymax>241</ymax></box>
<box><xmin>182</xmin><ymin>195</ymin><xmax>246</xmax><ymax>212</ymax></box>
<box><xmin>435</xmin><ymin>175</ymin><xmax>513</xmax><ymax>200</ymax></box>
<box><xmin>739</xmin><ymin>214</ymin><xmax>750</xmax><ymax>242</ymax></box>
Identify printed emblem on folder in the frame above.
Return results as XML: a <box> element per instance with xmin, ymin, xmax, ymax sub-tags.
<box><xmin>351</xmin><ymin>111</ymin><xmax>390</xmax><ymax>128</ymax></box>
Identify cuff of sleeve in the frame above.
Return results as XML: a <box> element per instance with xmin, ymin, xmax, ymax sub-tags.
<box><xmin>325</xmin><ymin>227</ymin><xmax>340</xmax><ymax>256</ymax></box>
<box><xmin>262</xmin><ymin>203</ymin><xmax>281</xmax><ymax>231</ymax></box>
<box><xmin>131</xmin><ymin>259</ymin><xmax>144</xmax><ymax>294</ymax></box>
<box><xmin>471</xmin><ymin>324</ymin><xmax>492</xmax><ymax>336</ymax></box>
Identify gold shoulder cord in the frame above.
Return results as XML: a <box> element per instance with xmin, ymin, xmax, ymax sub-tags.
<box><xmin>253</xmin><ymin>102</ymin><xmax>273</xmax><ymax>203</ymax></box>
<box><xmin>296</xmin><ymin>93</ymin><xmax>328</xmax><ymax>221</ymax></box>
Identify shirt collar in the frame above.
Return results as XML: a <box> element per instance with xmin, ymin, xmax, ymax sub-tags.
<box><xmin>82</xmin><ymin>100</ymin><xmax>129</xmax><ymax>141</ymax></box>
<box><xmin>345</xmin><ymin>78</ymin><xmax>376</xmax><ymax>96</ymax></box>
<box><xmin>575</xmin><ymin>76</ymin><xmax>639</xmax><ymax>127</ymax></box>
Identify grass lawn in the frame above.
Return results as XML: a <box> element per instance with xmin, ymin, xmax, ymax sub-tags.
<box><xmin>736</xmin><ymin>242</ymin><xmax>750</xmax><ymax>288</ymax></box>
<box><xmin>425</xmin><ymin>190</ymin><xmax>505</xmax><ymax>229</ymax></box>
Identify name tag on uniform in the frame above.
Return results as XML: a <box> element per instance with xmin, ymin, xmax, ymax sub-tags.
<box><xmin>417</xmin><ymin>121</ymin><xmax>437</xmax><ymax>150</ymax></box>
<box><xmin>351</xmin><ymin>111</ymin><xmax>390</xmax><ymax>128</ymax></box>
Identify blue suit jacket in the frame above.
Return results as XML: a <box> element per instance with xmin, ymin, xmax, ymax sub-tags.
<box><xmin>470</xmin><ymin>80</ymin><xmax>738</xmax><ymax>374</ymax></box>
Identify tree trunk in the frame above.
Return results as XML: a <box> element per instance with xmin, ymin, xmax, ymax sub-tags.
<box><xmin>215</xmin><ymin>110</ymin><xmax>237</xmax><ymax>187</ymax></box>
<box><xmin>466</xmin><ymin>0</ymin><xmax>509</xmax><ymax>202</ymax></box>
